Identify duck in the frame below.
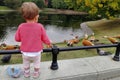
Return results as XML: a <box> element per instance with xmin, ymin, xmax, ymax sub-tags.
<box><xmin>96</xmin><ymin>48</ymin><xmax>112</xmax><ymax>56</ymax></box>
<box><xmin>64</xmin><ymin>36</ymin><xmax>80</xmax><ymax>47</ymax></box>
<box><xmin>66</xmin><ymin>40</ymin><xmax>74</xmax><ymax>47</ymax></box>
<box><xmin>82</xmin><ymin>34</ymin><xmax>94</xmax><ymax>46</ymax></box>
<box><xmin>0</xmin><ymin>43</ymin><xmax>20</xmax><ymax>50</ymax></box>
<box><xmin>72</xmin><ymin>36</ymin><xmax>80</xmax><ymax>43</ymax></box>
<box><xmin>103</xmin><ymin>36</ymin><xmax>118</xmax><ymax>44</ymax></box>
<box><xmin>88</xmin><ymin>33</ymin><xmax>99</xmax><ymax>44</ymax></box>
<box><xmin>113</xmin><ymin>35</ymin><xmax>120</xmax><ymax>39</ymax></box>
<box><xmin>1</xmin><ymin>54</ymin><xmax>11</xmax><ymax>63</ymax></box>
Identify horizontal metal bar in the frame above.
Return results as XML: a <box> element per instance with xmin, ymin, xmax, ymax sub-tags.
<box><xmin>0</xmin><ymin>44</ymin><xmax>118</xmax><ymax>55</ymax></box>
<box><xmin>43</xmin><ymin>48</ymin><xmax>52</xmax><ymax>52</ymax></box>
<box><xmin>59</xmin><ymin>44</ymin><xmax>118</xmax><ymax>51</ymax></box>
<box><xmin>0</xmin><ymin>49</ymin><xmax>52</xmax><ymax>54</ymax></box>
<box><xmin>0</xmin><ymin>50</ymin><xmax>20</xmax><ymax>54</ymax></box>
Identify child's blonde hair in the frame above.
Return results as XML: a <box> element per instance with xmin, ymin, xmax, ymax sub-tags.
<box><xmin>20</xmin><ymin>2</ymin><xmax>39</xmax><ymax>20</ymax></box>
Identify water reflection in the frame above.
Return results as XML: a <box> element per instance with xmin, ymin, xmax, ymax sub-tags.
<box><xmin>46</xmin><ymin>25</ymin><xmax>83</xmax><ymax>43</ymax></box>
<box><xmin>0</xmin><ymin>25</ymin><xmax>83</xmax><ymax>45</ymax></box>
<box><xmin>0</xmin><ymin>27</ymin><xmax>17</xmax><ymax>44</ymax></box>
<box><xmin>0</xmin><ymin>11</ymin><xmax>92</xmax><ymax>45</ymax></box>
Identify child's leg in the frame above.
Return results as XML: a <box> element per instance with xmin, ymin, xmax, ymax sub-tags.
<box><xmin>22</xmin><ymin>54</ymin><xmax>31</xmax><ymax>77</ymax></box>
<box><xmin>33</xmin><ymin>55</ymin><xmax>41</xmax><ymax>69</ymax></box>
<box><xmin>32</xmin><ymin>54</ymin><xmax>41</xmax><ymax>78</ymax></box>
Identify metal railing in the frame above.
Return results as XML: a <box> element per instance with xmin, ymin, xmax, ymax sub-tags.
<box><xmin>0</xmin><ymin>43</ymin><xmax>120</xmax><ymax>70</ymax></box>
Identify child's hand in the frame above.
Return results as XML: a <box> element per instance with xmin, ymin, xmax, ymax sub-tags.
<box><xmin>46</xmin><ymin>44</ymin><xmax>53</xmax><ymax>48</ymax></box>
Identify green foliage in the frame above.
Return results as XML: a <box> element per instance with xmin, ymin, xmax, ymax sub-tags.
<box><xmin>64</xmin><ymin>0</ymin><xmax>77</xmax><ymax>10</ymax></box>
<box><xmin>88</xmin><ymin>0</ymin><xmax>120</xmax><ymax>19</ymax></box>
<box><xmin>22</xmin><ymin>0</ymin><xmax>45</xmax><ymax>8</ymax></box>
<box><xmin>2</xmin><ymin>0</ymin><xmax>46</xmax><ymax>9</ymax></box>
<box><xmin>51</xmin><ymin>0</ymin><xmax>67</xmax><ymax>9</ymax></box>
<box><xmin>21</xmin><ymin>0</ymin><xmax>34</xmax><ymax>2</ymax></box>
<box><xmin>34</xmin><ymin>0</ymin><xmax>45</xmax><ymax>8</ymax></box>
<box><xmin>4</xmin><ymin>0</ymin><xmax>22</xmax><ymax>9</ymax></box>
<box><xmin>64</xmin><ymin>0</ymin><xmax>120</xmax><ymax>19</ymax></box>
<box><xmin>0</xmin><ymin>6</ymin><xmax>11</xmax><ymax>10</ymax></box>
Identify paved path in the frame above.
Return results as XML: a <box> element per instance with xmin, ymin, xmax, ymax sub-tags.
<box><xmin>1</xmin><ymin>55</ymin><xmax>120</xmax><ymax>80</ymax></box>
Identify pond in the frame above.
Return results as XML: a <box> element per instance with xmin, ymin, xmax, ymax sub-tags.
<box><xmin>0</xmin><ymin>11</ymin><xmax>94</xmax><ymax>45</ymax></box>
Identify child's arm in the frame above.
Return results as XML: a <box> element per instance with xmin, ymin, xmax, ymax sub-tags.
<box><xmin>41</xmin><ymin>26</ymin><xmax>51</xmax><ymax>45</ymax></box>
<box><xmin>15</xmin><ymin>28</ymin><xmax>21</xmax><ymax>42</ymax></box>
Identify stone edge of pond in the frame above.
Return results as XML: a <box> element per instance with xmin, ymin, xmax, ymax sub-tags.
<box><xmin>0</xmin><ymin>55</ymin><xmax>120</xmax><ymax>80</ymax></box>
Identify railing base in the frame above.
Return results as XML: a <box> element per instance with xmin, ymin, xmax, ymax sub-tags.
<box><xmin>113</xmin><ymin>56</ymin><xmax>119</xmax><ymax>61</ymax></box>
<box><xmin>50</xmin><ymin>62</ymin><xmax>58</xmax><ymax>70</ymax></box>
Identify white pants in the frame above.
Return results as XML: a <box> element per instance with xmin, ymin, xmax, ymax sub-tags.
<box><xmin>22</xmin><ymin>54</ymin><xmax>41</xmax><ymax>71</ymax></box>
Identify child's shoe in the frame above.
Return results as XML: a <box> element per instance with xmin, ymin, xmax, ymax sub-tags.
<box><xmin>33</xmin><ymin>71</ymin><xmax>40</xmax><ymax>78</ymax></box>
<box><xmin>24</xmin><ymin>71</ymin><xmax>30</xmax><ymax>78</ymax></box>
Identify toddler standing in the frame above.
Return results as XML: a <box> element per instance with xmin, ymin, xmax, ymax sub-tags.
<box><xmin>15</xmin><ymin>2</ymin><xmax>52</xmax><ymax>78</ymax></box>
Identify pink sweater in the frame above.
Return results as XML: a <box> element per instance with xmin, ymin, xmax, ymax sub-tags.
<box><xmin>15</xmin><ymin>23</ymin><xmax>51</xmax><ymax>52</ymax></box>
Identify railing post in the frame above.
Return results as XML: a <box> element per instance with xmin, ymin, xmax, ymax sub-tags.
<box><xmin>113</xmin><ymin>43</ymin><xmax>120</xmax><ymax>61</ymax></box>
<box><xmin>50</xmin><ymin>45</ymin><xmax>59</xmax><ymax>70</ymax></box>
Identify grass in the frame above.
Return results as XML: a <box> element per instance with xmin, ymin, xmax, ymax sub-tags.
<box><xmin>0</xmin><ymin>18</ymin><xmax>120</xmax><ymax>65</ymax></box>
<box><xmin>0</xmin><ymin>6</ymin><xmax>11</xmax><ymax>10</ymax></box>
<box><xmin>0</xmin><ymin>6</ymin><xmax>14</xmax><ymax>14</ymax></box>
<box><xmin>86</xmin><ymin>18</ymin><xmax>120</xmax><ymax>42</ymax></box>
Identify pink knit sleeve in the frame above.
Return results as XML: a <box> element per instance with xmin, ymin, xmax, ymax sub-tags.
<box><xmin>41</xmin><ymin>26</ymin><xmax>51</xmax><ymax>45</ymax></box>
<box><xmin>15</xmin><ymin>27</ymin><xmax>21</xmax><ymax>42</ymax></box>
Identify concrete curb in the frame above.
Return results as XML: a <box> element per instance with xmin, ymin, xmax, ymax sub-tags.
<box><xmin>1</xmin><ymin>55</ymin><xmax>120</xmax><ymax>80</ymax></box>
